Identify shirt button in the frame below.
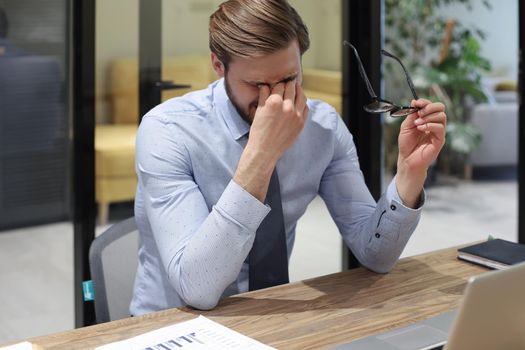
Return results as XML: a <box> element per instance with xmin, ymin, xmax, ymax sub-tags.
<box><xmin>390</xmin><ymin>204</ymin><xmax>397</xmax><ymax>211</ymax></box>
<box><xmin>375</xmin><ymin>233</ymin><xmax>381</xmax><ymax>238</ymax></box>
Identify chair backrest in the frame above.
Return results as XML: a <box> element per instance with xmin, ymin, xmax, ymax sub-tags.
<box><xmin>89</xmin><ymin>217</ymin><xmax>139</xmax><ymax>323</ymax></box>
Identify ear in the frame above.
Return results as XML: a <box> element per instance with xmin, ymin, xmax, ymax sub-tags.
<box><xmin>211</xmin><ymin>52</ymin><xmax>225</xmax><ymax>78</ymax></box>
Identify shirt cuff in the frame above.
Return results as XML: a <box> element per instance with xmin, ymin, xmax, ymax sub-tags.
<box><xmin>214</xmin><ymin>180</ymin><xmax>271</xmax><ymax>231</ymax></box>
<box><xmin>386</xmin><ymin>176</ymin><xmax>426</xmax><ymax>213</ymax></box>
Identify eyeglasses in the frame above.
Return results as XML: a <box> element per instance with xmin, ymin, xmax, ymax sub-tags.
<box><xmin>343</xmin><ymin>41</ymin><xmax>420</xmax><ymax>118</ymax></box>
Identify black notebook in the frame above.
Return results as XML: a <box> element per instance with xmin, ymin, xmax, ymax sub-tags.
<box><xmin>458</xmin><ymin>239</ymin><xmax>525</xmax><ymax>269</ymax></box>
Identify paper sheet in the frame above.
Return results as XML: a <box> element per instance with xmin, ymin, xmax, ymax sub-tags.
<box><xmin>0</xmin><ymin>342</ymin><xmax>35</xmax><ymax>350</ymax></box>
<box><xmin>95</xmin><ymin>315</ymin><xmax>275</xmax><ymax>350</ymax></box>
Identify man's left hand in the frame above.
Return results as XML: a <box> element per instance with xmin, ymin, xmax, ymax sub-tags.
<box><xmin>396</xmin><ymin>99</ymin><xmax>447</xmax><ymax>208</ymax></box>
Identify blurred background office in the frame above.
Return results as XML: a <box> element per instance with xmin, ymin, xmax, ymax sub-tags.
<box><xmin>0</xmin><ymin>0</ymin><xmax>518</xmax><ymax>344</ymax></box>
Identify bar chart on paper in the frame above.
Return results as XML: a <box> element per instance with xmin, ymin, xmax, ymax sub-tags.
<box><xmin>94</xmin><ymin>316</ymin><xmax>275</xmax><ymax>350</ymax></box>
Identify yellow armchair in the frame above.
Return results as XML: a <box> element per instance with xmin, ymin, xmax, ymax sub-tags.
<box><xmin>95</xmin><ymin>55</ymin><xmax>216</xmax><ymax>224</ymax></box>
<box><xmin>302</xmin><ymin>68</ymin><xmax>342</xmax><ymax>115</ymax></box>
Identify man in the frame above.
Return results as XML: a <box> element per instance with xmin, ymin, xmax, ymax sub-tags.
<box><xmin>0</xmin><ymin>7</ymin><xmax>10</xmax><ymax>55</ymax></box>
<box><xmin>130</xmin><ymin>0</ymin><xmax>446</xmax><ymax>315</ymax></box>
<box><xmin>0</xmin><ymin>7</ymin><xmax>23</xmax><ymax>56</ymax></box>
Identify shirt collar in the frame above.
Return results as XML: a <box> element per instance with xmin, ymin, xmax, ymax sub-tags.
<box><xmin>213</xmin><ymin>78</ymin><xmax>250</xmax><ymax>141</ymax></box>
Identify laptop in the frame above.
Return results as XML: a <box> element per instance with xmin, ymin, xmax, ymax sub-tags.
<box><xmin>330</xmin><ymin>261</ymin><xmax>525</xmax><ymax>350</ymax></box>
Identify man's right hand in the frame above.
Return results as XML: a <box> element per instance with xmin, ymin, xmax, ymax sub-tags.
<box><xmin>249</xmin><ymin>80</ymin><xmax>308</xmax><ymax>164</ymax></box>
<box><xmin>233</xmin><ymin>80</ymin><xmax>309</xmax><ymax>202</ymax></box>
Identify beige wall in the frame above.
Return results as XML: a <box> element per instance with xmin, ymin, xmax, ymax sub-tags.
<box><xmin>291</xmin><ymin>0</ymin><xmax>341</xmax><ymax>71</ymax></box>
<box><xmin>95</xmin><ymin>0</ymin><xmax>139</xmax><ymax>123</ymax></box>
<box><xmin>162</xmin><ymin>0</ymin><xmax>221</xmax><ymax>56</ymax></box>
<box><xmin>95</xmin><ymin>0</ymin><xmax>342</xmax><ymax>123</ymax></box>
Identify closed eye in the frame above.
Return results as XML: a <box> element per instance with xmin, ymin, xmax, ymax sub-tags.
<box><xmin>245</xmin><ymin>74</ymin><xmax>298</xmax><ymax>89</ymax></box>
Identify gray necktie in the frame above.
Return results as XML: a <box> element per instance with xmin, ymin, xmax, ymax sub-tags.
<box><xmin>249</xmin><ymin>168</ymin><xmax>289</xmax><ymax>291</ymax></box>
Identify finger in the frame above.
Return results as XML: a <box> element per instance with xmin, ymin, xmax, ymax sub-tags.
<box><xmin>397</xmin><ymin>99</ymin><xmax>422</xmax><ymax>125</ymax></box>
<box><xmin>271</xmin><ymin>82</ymin><xmax>285</xmax><ymax>97</ymax></box>
<box><xmin>411</xmin><ymin>98</ymin><xmax>432</xmax><ymax>108</ymax></box>
<box><xmin>295</xmin><ymin>83</ymin><xmax>307</xmax><ymax>117</ymax></box>
<box><xmin>416</xmin><ymin>122</ymin><xmax>445</xmax><ymax>140</ymax></box>
<box><xmin>258</xmin><ymin>84</ymin><xmax>271</xmax><ymax>107</ymax></box>
<box><xmin>302</xmin><ymin>103</ymin><xmax>309</xmax><ymax>122</ymax></box>
<box><xmin>414</xmin><ymin>111</ymin><xmax>447</xmax><ymax>126</ymax></box>
<box><xmin>418</xmin><ymin>102</ymin><xmax>446</xmax><ymax>117</ymax></box>
<box><xmin>283</xmin><ymin>79</ymin><xmax>296</xmax><ymax>103</ymax></box>
<box><xmin>401</xmin><ymin>107</ymin><xmax>419</xmax><ymax>129</ymax></box>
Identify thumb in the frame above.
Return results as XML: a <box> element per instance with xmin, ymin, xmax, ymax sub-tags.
<box><xmin>258</xmin><ymin>85</ymin><xmax>270</xmax><ymax>107</ymax></box>
<box><xmin>402</xmin><ymin>100</ymin><xmax>419</xmax><ymax>126</ymax></box>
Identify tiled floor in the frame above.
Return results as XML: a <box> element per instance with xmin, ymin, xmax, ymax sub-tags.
<box><xmin>0</xmin><ymin>177</ymin><xmax>518</xmax><ymax>345</ymax></box>
<box><xmin>0</xmin><ymin>222</ymin><xmax>74</xmax><ymax>343</ymax></box>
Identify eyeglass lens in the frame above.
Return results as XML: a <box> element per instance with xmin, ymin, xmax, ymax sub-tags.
<box><xmin>344</xmin><ymin>41</ymin><xmax>421</xmax><ymax>117</ymax></box>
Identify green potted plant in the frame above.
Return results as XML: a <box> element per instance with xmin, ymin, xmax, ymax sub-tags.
<box><xmin>384</xmin><ymin>0</ymin><xmax>492</xmax><ymax>180</ymax></box>
<box><xmin>424</xmin><ymin>30</ymin><xmax>491</xmax><ymax>177</ymax></box>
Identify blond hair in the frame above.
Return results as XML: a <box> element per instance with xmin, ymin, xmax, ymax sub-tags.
<box><xmin>209</xmin><ymin>0</ymin><xmax>310</xmax><ymax>67</ymax></box>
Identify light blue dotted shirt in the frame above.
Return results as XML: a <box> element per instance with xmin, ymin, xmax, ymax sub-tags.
<box><xmin>130</xmin><ymin>78</ymin><xmax>423</xmax><ymax>315</ymax></box>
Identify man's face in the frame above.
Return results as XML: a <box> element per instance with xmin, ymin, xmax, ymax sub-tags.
<box><xmin>212</xmin><ymin>41</ymin><xmax>303</xmax><ymax>124</ymax></box>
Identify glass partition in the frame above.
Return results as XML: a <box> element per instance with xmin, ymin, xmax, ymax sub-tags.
<box><xmin>161</xmin><ymin>0</ymin><xmax>218</xmax><ymax>100</ymax></box>
<box><xmin>289</xmin><ymin>0</ymin><xmax>343</xmax><ymax>280</ymax></box>
<box><xmin>383</xmin><ymin>0</ymin><xmax>518</xmax><ymax>257</ymax></box>
<box><xmin>0</xmin><ymin>0</ymin><xmax>73</xmax><ymax>342</ymax></box>
<box><xmin>94</xmin><ymin>0</ymin><xmax>139</xmax><ymax>227</ymax></box>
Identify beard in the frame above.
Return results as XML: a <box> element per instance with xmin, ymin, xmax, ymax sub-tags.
<box><xmin>224</xmin><ymin>75</ymin><xmax>258</xmax><ymax>125</ymax></box>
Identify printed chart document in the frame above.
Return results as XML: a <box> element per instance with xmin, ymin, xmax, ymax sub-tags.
<box><xmin>95</xmin><ymin>315</ymin><xmax>275</xmax><ymax>350</ymax></box>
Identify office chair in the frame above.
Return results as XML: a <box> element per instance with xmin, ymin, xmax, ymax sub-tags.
<box><xmin>89</xmin><ymin>217</ymin><xmax>139</xmax><ymax>323</ymax></box>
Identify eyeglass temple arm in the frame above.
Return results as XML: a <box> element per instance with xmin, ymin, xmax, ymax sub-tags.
<box><xmin>343</xmin><ymin>41</ymin><xmax>378</xmax><ymax>99</ymax></box>
<box><xmin>381</xmin><ymin>49</ymin><xmax>419</xmax><ymax>101</ymax></box>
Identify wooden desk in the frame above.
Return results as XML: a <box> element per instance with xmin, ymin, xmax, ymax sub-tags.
<box><xmin>28</xmin><ymin>247</ymin><xmax>486</xmax><ymax>349</ymax></box>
